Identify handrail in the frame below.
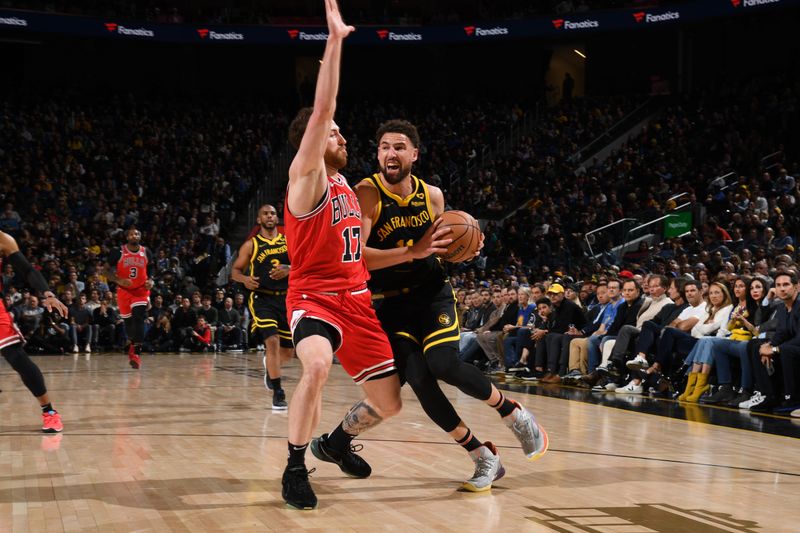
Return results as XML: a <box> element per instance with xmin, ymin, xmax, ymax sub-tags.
<box><xmin>568</xmin><ymin>97</ymin><xmax>654</xmax><ymax>164</ymax></box>
<box><xmin>584</xmin><ymin>218</ymin><xmax>636</xmax><ymax>257</ymax></box>
<box><xmin>666</xmin><ymin>192</ymin><xmax>688</xmax><ymax>203</ymax></box>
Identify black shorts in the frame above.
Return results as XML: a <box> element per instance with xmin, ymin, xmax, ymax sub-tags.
<box><xmin>373</xmin><ymin>281</ymin><xmax>459</xmax><ymax>356</ymax></box>
<box><xmin>248</xmin><ymin>291</ymin><xmax>293</xmax><ymax>348</ymax></box>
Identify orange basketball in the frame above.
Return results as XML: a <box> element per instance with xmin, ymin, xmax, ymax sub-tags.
<box><xmin>438</xmin><ymin>210</ymin><xmax>481</xmax><ymax>263</ymax></box>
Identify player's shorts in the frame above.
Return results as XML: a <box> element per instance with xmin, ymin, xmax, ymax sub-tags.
<box><xmin>287</xmin><ymin>284</ymin><xmax>395</xmax><ymax>385</ymax></box>
<box><xmin>372</xmin><ymin>280</ymin><xmax>459</xmax><ymax>355</ymax></box>
<box><xmin>117</xmin><ymin>286</ymin><xmax>150</xmax><ymax>318</ymax></box>
<box><xmin>248</xmin><ymin>290</ymin><xmax>292</xmax><ymax>348</ymax></box>
<box><xmin>0</xmin><ymin>309</ymin><xmax>22</xmax><ymax>351</ymax></box>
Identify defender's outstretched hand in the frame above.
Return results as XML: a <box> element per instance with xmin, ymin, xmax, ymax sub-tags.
<box><xmin>325</xmin><ymin>0</ymin><xmax>354</xmax><ymax>40</ymax></box>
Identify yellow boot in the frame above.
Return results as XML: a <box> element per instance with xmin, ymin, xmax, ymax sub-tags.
<box><xmin>686</xmin><ymin>373</ymin><xmax>710</xmax><ymax>403</ymax></box>
<box><xmin>678</xmin><ymin>373</ymin><xmax>698</xmax><ymax>401</ymax></box>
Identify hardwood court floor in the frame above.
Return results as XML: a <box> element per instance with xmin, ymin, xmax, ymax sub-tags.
<box><xmin>1</xmin><ymin>352</ymin><xmax>799</xmax><ymax>532</ymax></box>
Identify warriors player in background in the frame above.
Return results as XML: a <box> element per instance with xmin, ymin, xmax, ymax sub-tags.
<box><xmin>0</xmin><ymin>230</ymin><xmax>68</xmax><ymax>432</ymax></box>
<box><xmin>280</xmin><ymin>0</ymin><xmax>403</xmax><ymax>510</ymax></box>
<box><xmin>105</xmin><ymin>227</ymin><xmax>154</xmax><ymax>369</ymax></box>
<box><xmin>232</xmin><ymin>204</ymin><xmax>293</xmax><ymax>410</ymax></box>
<box><xmin>354</xmin><ymin>120</ymin><xmax>548</xmax><ymax>491</ymax></box>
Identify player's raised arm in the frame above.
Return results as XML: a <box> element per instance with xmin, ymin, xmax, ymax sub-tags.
<box><xmin>287</xmin><ymin>0</ymin><xmax>354</xmax><ymax>216</ymax></box>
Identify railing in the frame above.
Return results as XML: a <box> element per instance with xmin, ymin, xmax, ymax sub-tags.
<box><xmin>584</xmin><ymin>218</ymin><xmax>637</xmax><ymax>258</ymax></box>
<box><xmin>761</xmin><ymin>150</ymin><xmax>784</xmax><ymax>171</ymax></box>
<box><xmin>709</xmin><ymin>170</ymin><xmax>737</xmax><ymax>194</ymax></box>
<box><xmin>567</xmin><ymin>97</ymin><xmax>655</xmax><ymax>164</ymax></box>
<box><xmin>246</xmin><ymin>145</ymin><xmax>291</xmax><ymax>226</ymax></box>
<box><xmin>623</xmin><ymin>203</ymin><xmax>692</xmax><ymax>244</ymax></box>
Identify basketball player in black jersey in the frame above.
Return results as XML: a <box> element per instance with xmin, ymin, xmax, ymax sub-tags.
<box><xmin>350</xmin><ymin>119</ymin><xmax>548</xmax><ymax>491</ymax></box>
<box><xmin>232</xmin><ymin>204</ymin><xmax>293</xmax><ymax>410</ymax></box>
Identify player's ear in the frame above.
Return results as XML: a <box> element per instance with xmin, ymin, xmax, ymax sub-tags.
<box><xmin>412</xmin><ymin>148</ymin><xmax>419</xmax><ymax>162</ymax></box>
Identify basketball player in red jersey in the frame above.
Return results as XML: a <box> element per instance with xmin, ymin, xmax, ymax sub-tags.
<box><xmin>105</xmin><ymin>228</ymin><xmax>154</xmax><ymax>369</ymax></box>
<box><xmin>280</xmin><ymin>0</ymin><xmax>404</xmax><ymax>510</ymax></box>
<box><xmin>0</xmin><ymin>230</ymin><xmax>68</xmax><ymax>433</ymax></box>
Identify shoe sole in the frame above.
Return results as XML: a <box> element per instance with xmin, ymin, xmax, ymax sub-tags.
<box><xmin>460</xmin><ymin>463</ymin><xmax>505</xmax><ymax>492</ymax></box>
<box><xmin>526</xmin><ymin>425</ymin><xmax>548</xmax><ymax>461</ymax></box>
<box><xmin>42</xmin><ymin>427</ymin><xmax>63</xmax><ymax>433</ymax></box>
<box><xmin>284</xmin><ymin>500</ymin><xmax>317</xmax><ymax>510</ymax></box>
<box><xmin>309</xmin><ymin>438</ymin><xmax>369</xmax><ymax>478</ymax></box>
<box><xmin>272</xmin><ymin>404</ymin><xmax>288</xmax><ymax>411</ymax></box>
<box><xmin>129</xmin><ymin>360</ymin><xmax>140</xmax><ymax>369</ymax></box>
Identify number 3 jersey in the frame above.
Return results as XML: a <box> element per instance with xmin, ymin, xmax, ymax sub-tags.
<box><xmin>248</xmin><ymin>233</ymin><xmax>289</xmax><ymax>292</ymax></box>
<box><xmin>108</xmin><ymin>244</ymin><xmax>153</xmax><ymax>291</ymax></box>
<box><xmin>284</xmin><ymin>173</ymin><xmax>369</xmax><ymax>292</ymax></box>
<box><xmin>359</xmin><ymin>174</ymin><xmax>446</xmax><ymax>293</ymax></box>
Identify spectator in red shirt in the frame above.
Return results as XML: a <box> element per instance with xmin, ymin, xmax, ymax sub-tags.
<box><xmin>183</xmin><ymin>317</ymin><xmax>212</xmax><ymax>352</ymax></box>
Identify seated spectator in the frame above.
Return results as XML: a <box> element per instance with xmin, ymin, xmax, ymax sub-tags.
<box><xmin>93</xmin><ymin>300</ymin><xmax>122</xmax><ymax>351</ymax></box>
<box><xmin>217</xmin><ymin>297</ymin><xmax>243</xmax><ymax>351</ymax></box>
<box><xmin>741</xmin><ymin>271</ymin><xmax>800</xmax><ymax>413</ymax></box>
<box><xmin>476</xmin><ymin>287</ymin><xmax>518</xmax><ymax>373</ymax></box>
<box><xmin>69</xmin><ymin>293</ymin><xmax>95</xmax><ymax>353</ymax></box>
<box><xmin>501</xmin><ymin>287</ymin><xmax>535</xmax><ymax>371</ymax></box>
<box><xmin>702</xmin><ymin>276</ymin><xmax>779</xmax><ymax>406</ymax></box>
<box><xmin>181</xmin><ymin>317</ymin><xmax>213</xmax><ymax>352</ymax></box>
<box><xmin>674</xmin><ymin>282</ymin><xmax>734</xmax><ymax>400</ymax></box>
<box><xmin>17</xmin><ymin>295</ymin><xmax>44</xmax><ymax>339</ymax></box>
<box><xmin>25</xmin><ymin>309</ymin><xmax>72</xmax><ymax>354</ymax></box>
<box><xmin>172</xmin><ymin>296</ymin><xmax>198</xmax><ymax>348</ymax></box>
<box><xmin>144</xmin><ymin>312</ymin><xmax>174</xmax><ymax>353</ymax></box>
<box><xmin>535</xmin><ymin>283</ymin><xmax>587</xmax><ymax>383</ymax></box>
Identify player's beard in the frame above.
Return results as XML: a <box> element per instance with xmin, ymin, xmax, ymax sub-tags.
<box><xmin>380</xmin><ymin>160</ymin><xmax>411</xmax><ymax>185</ymax></box>
<box><xmin>325</xmin><ymin>147</ymin><xmax>348</xmax><ymax>171</ymax></box>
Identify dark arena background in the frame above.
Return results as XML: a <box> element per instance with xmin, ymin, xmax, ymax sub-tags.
<box><xmin>1</xmin><ymin>0</ymin><xmax>800</xmax><ymax>531</ymax></box>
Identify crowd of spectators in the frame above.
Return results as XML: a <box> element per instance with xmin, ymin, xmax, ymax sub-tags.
<box><xmin>2</xmin><ymin>1</ymin><xmax>687</xmax><ymax>25</ymax></box>
<box><xmin>454</xmin><ymin>268</ymin><xmax>800</xmax><ymax>417</ymax></box>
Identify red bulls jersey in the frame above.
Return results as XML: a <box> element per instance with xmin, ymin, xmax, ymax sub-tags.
<box><xmin>284</xmin><ymin>174</ymin><xmax>369</xmax><ymax>292</ymax></box>
<box><xmin>116</xmin><ymin>245</ymin><xmax>149</xmax><ymax>290</ymax></box>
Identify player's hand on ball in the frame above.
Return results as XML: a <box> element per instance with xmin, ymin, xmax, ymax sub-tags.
<box><xmin>474</xmin><ymin>232</ymin><xmax>485</xmax><ymax>257</ymax></box>
<box><xmin>411</xmin><ymin>218</ymin><xmax>453</xmax><ymax>260</ymax></box>
<box><xmin>243</xmin><ymin>276</ymin><xmax>260</xmax><ymax>290</ymax></box>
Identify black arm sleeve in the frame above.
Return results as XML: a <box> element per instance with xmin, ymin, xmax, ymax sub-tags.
<box><xmin>107</xmin><ymin>248</ymin><xmax>122</xmax><ymax>268</ymax></box>
<box><xmin>6</xmin><ymin>252</ymin><xmax>50</xmax><ymax>294</ymax></box>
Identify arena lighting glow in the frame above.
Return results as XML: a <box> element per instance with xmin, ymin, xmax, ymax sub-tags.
<box><xmin>574</xmin><ymin>49</ymin><xmax>586</xmax><ymax>58</ymax></box>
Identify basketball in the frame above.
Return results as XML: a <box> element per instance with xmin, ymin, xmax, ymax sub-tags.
<box><xmin>438</xmin><ymin>210</ymin><xmax>482</xmax><ymax>263</ymax></box>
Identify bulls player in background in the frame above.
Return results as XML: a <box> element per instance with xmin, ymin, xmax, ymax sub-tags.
<box><xmin>0</xmin><ymin>230</ymin><xmax>68</xmax><ymax>433</ymax></box>
<box><xmin>280</xmin><ymin>0</ymin><xmax>403</xmax><ymax>510</ymax></box>
<box><xmin>105</xmin><ymin>227</ymin><xmax>154</xmax><ymax>369</ymax></box>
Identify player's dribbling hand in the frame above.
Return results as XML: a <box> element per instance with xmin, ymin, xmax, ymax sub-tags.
<box><xmin>411</xmin><ymin>218</ymin><xmax>452</xmax><ymax>260</ymax></box>
<box><xmin>474</xmin><ymin>232</ymin><xmax>485</xmax><ymax>257</ymax></box>
<box><xmin>243</xmin><ymin>276</ymin><xmax>260</xmax><ymax>290</ymax></box>
<box><xmin>325</xmin><ymin>0</ymin><xmax>354</xmax><ymax>40</ymax></box>
<box><xmin>145</xmin><ymin>279</ymin><xmax>154</xmax><ymax>290</ymax></box>
<box><xmin>43</xmin><ymin>295</ymin><xmax>69</xmax><ymax>318</ymax></box>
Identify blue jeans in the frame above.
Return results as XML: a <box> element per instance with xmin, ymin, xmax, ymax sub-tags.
<box><xmin>685</xmin><ymin>336</ymin><xmax>728</xmax><ymax>366</ymax></box>
<box><xmin>503</xmin><ymin>329</ymin><xmax>526</xmax><ymax>369</ymax></box>
<box><xmin>712</xmin><ymin>340</ymin><xmax>752</xmax><ymax>389</ymax></box>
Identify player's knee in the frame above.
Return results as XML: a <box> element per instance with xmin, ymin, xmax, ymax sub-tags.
<box><xmin>424</xmin><ymin>347</ymin><xmax>461</xmax><ymax>382</ymax></box>
<box><xmin>302</xmin><ymin>356</ymin><xmax>331</xmax><ymax>387</ymax></box>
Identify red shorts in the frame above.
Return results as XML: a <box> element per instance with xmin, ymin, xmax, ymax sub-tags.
<box><xmin>117</xmin><ymin>286</ymin><xmax>150</xmax><ymax>318</ymax></box>
<box><xmin>0</xmin><ymin>309</ymin><xmax>22</xmax><ymax>350</ymax></box>
<box><xmin>287</xmin><ymin>285</ymin><xmax>395</xmax><ymax>384</ymax></box>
